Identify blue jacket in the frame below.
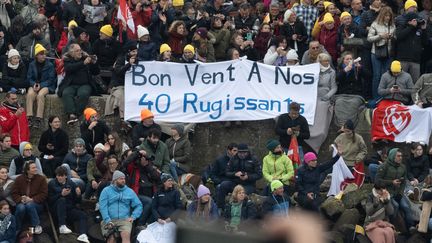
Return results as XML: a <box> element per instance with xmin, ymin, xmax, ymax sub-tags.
<box><xmin>0</xmin><ymin>214</ymin><xmax>16</xmax><ymax>243</ymax></box>
<box><xmin>63</xmin><ymin>150</ymin><xmax>92</xmax><ymax>182</ymax></box>
<box><xmin>26</xmin><ymin>60</ymin><xmax>56</xmax><ymax>93</ymax></box>
<box><xmin>99</xmin><ymin>184</ymin><xmax>143</xmax><ymax>223</ymax></box>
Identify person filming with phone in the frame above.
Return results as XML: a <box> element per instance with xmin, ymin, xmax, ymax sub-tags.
<box><xmin>378</xmin><ymin>60</ymin><xmax>414</xmax><ymax>104</ymax></box>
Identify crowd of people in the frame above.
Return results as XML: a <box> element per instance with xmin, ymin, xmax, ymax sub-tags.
<box><xmin>0</xmin><ymin>0</ymin><xmax>430</xmax><ymax>242</ymax></box>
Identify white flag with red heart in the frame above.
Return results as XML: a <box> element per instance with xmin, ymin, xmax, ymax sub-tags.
<box><xmin>372</xmin><ymin>100</ymin><xmax>432</xmax><ymax>144</ymax></box>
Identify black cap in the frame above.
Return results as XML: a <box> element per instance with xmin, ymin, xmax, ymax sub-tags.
<box><xmin>344</xmin><ymin>119</ymin><xmax>355</xmax><ymax>131</ymax></box>
<box><xmin>405</xmin><ymin>12</ymin><xmax>419</xmax><ymax>22</ymax></box>
<box><xmin>237</xmin><ymin>143</ymin><xmax>249</xmax><ymax>152</ymax></box>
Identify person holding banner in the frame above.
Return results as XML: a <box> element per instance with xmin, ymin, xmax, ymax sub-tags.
<box><xmin>295</xmin><ymin>149</ymin><xmax>340</xmax><ymax>212</ymax></box>
<box><xmin>105</xmin><ymin>40</ymin><xmax>138</xmax><ymax>131</ymax></box>
<box><xmin>275</xmin><ymin>102</ymin><xmax>311</xmax><ymax>154</ymax></box>
<box><xmin>377</xmin><ymin>60</ymin><xmax>414</xmax><ymax>105</ymax></box>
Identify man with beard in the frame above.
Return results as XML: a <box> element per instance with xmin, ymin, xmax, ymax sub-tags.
<box><xmin>137</xmin><ymin>128</ymin><xmax>171</xmax><ymax>174</ymax></box>
<box><xmin>99</xmin><ymin>170</ymin><xmax>142</xmax><ymax>243</ymax></box>
<box><xmin>0</xmin><ymin>92</ymin><xmax>29</xmax><ymax>149</ymax></box>
<box><xmin>105</xmin><ymin>41</ymin><xmax>138</xmax><ymax>131</ymax></box>
<box><xmin>216</xmin><ymin>143</ymin><xmax>262</xmax><ymax>208</ymax></box>
<box><xmin>137</xmin><ymin>25</ymin><xmax>157</xmax><ymax>61</ymax></box>
<box><xmin>131</xmin><ymin>109</ymin><xmax>162</xmax><ymax>147</ymax></box>
<box><xmin>16</xmin><ymin>22</ymin><xmax>51</xmax><ymax>64</ymax></box>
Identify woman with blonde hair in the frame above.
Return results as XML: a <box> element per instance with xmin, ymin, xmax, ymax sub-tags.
<box><xmin>367</xmin><ymin>6</ymin><xmax>395</xmax><ymax>99</ymax></box>
<box><xmin>167</xmin><ymin>20</ymin><xmax>188</xmax><ymax>59</ymax></box>
<box><xmin>223</xmin><ymin>185</ymin><xmax>257</xmax><ymax>231</ymax></box>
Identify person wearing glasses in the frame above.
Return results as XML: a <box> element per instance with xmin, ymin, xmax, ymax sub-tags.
<box><xmin>301</xmin><ymin>40</ymin><xmax>331</xmax><ymax>65</ymax></box>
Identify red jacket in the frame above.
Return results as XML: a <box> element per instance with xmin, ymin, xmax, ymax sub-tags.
<box><xmin>318</xmin><ymin>27</ymin><xmax>338</xmax><ymax>62</ymax></box>
<box><xmin>0</xmin><ymin>103</ymin><xmax>30</xmax><ymax>147</ymax></box>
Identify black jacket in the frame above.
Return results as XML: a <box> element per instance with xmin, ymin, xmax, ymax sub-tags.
<box><xmin>152</xmin><ymin>187</ymin><xmax>183</xmax><ymax>219</ymax></box>
<box><xmin>262</xmin><ymin>193</ymin><xmax>290</xmax><ymax>216</ymax></box>
<box><xmin>223</xmin><ymin>199</ymin><xmax>257</xmax><ymax>221</ymax></box>
<box><xmin>62</xmin><ymin>0</ymin><xmax>84</xmax><ymax>26</ymax></box>
<box><xmin>80</xmin><ymin>119</ymin><xmax>110</xmax><ymax>155</ymax></box>
<box><xmin>92</xmin><ymin>38</ymin><xmax>121</xmax><ymax>68</ymax></box>
<box><xmin>48</xmin><ymin>178</ymin><xmax>80</xmax><ymax>205</ymax></box>
<box><xmin>275</xmin><ymin>113</ymin><xmax>310</xmax><ymax>149</ymax></box>
<box><xmin>234</xmin><ymin>15</ymin><xmax>256</xmax><ymax>30</ymax></box>
<box><xmin>58</xmin><ymin>54</ymin><xmax>100</xmax><ymax>96</ymax></box>
<box><xmin>210</xmin><ymin>153</ymin><xmax>231</xmax><ymax>185</ymax></box>
<box><xmin>38</xmin><ymin>128</ymin><xmax>69</xmax><ymax>158</ymax></box>
<box><xmin>336</xmin><ymin>64</ymin><xmax>363</xmax><ymax>95</ymax></box>
<box><xmin>406</xmin><ymin>155</ymin><xmax>429</xmax><ymax>182</ymax></box>
<box><xmin>225</xmin><ymin>153</ymin><xmax>262</xmax><ymax>186</ymax></box>
<box><xmin>395</xmin><ymin>24</ymin><xmax>428</xmax><ymax>63</ymax></box>
<box><xmin>131</xmin><ymin>122</ymin><xmax>162</xmax><ymax>148</ymax></box>
<box><xmin>0</xmin><ymin>62</ymin><xmax>28</xmax><ymax>91</ymax></box>
<box><xmin>295</xmin><ymin>155</ymin><xmax>340</xmax><ymax>196</ymax></box>
<box><xmin>280</xmin><ymin>20</ymin><xmax>308</xmax><ymax>57</ymax></box>
<box><xmin>110</xmin><ymin>54</ymin><xmax>131</xmax><ymax>87</ymax></box>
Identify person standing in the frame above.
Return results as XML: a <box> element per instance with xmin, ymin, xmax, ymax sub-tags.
<box><xmin>334</xmin><ymin>120</ymin><xmax>367</xmax><ymax>168</ymax></box>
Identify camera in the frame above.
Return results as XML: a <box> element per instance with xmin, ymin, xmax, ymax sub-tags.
<box><xmin>137</xmin><ymin>152</ymin><xmax>154</xmax><ymax>161</ymax></box>
<box><xmin>417</xmin><ymin>18</ymin><xmax>426</xmax><ymax>26</ymax></box>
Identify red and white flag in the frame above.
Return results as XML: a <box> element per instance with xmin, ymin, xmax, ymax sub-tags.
<box><xmin>117</xmin><ymin>0</ymin><xmax>135</xmax><ymax>33</ymax></box>
<box><xmin>371</xmin><ymin>100</ymin><xmax>432</xmax><ymax>144</ymax></box>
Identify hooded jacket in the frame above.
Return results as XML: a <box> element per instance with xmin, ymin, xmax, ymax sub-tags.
<box><xmin>262</xmin><ymin>152</ymin><xmax>294</xmax><ymax>185</ymax></box>
<box><xmin>8</xmin><ymin>142</ymin><xmax>43</xmax><ymax>179</ymax></box>
<box><xmin>376</xmin><ymin>148</ymin><xmax>407</xmax><ymax>196</ymax></box>
<box><xmin>62</xmin><ymin>149</ymin><xmax>92</xmax><ymax>181</ymax></box>
<box><xmin>99</xmin><ymin>184</ymin><xmax>143</xmax><ymax>223</ymax></box>
<box><xmin>165</xmin><ymin>135</ymin><xmax>192</xmax><ymax>172</ymax></box>
<box><xmin>209</xmin><ymin>27</ymin><xmax>231</xmax><ymax>61</ymax></box>
<box><xmin>16</xmin><ymin>33</ymin><xmax>51</xmax><ymax>60</ymax></box>
<box><xmin>0</xmin><ymin>102</ymin><xmax>30</xmax><ymax>147</ymax></box>
<box><xmin>364</xmin><ymin>188</ymin><xmax>393</xmax><ymax>226</ymax></box>
<box><xmin>378</xmin><ymin>70</ymin><xmax>413</xmax><ymax>104</ymax></box>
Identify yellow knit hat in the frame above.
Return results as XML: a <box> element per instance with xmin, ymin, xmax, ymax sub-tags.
<box><xmin>100</xmin><ymin>24</ymin><xmax>113</xmax><ymax>37</ymax></box>
<box><xmin>271</xmin><ymin>180</ymin><xmax>284</xmax><ymax>192</ymax></box>
<box><xmin>34</xmin><ymin>44</ymin><xmax>46</xmax><ymax>56</ymax></box>
<box><xmin>313</xmin><ymin>0</ymin><xmax>321</xmax><ymax>4</ymax></box>
<box><xmin>404</xmin><ymin>0</ymin><xmax>417</xmax><ymax>10</ymax></box>
<box><xmin>160</xmin><ymin>43</ymin><xmax>171</xmax><ymax>54</ymax></box>
<box><xmin>323</xmin><ymin>13</ymin><xmax>335</xmax><ymax>23</ymax></box>
<box><xmin>172</xmin><ymin>0</ymin><xmax>184</xmax><ymax>7</ymax></box>
<box><xmin>183</xmin><ymin>44</ymin><xmax>195</xmax><ymax>54</ymax></box>
<box><xmin>323</xmin><ymin>1</ymin><xmax>334</xmax><ymax>9</ymax></box>
<box><xmin>24</xmin><ymin>143</ymin><xmax>33</xmax><ymax>150</ymax></box>
<box><xmin>340</xmin><ymin>11</ymin><xmax>351</xmax><ymax>19</ymax></box>
<box><xmin>68</xmin><ymin>20</ymin><xmax>78</xmax><ymax>29</ymax></box>
<box><xmin>391</xmin><ymin>61</ymin><xmax>402</xmax><ymax>73</ymax></box>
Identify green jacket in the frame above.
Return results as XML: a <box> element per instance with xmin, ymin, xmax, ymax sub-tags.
<box><xmin>0</xmin><ymin>148</ymin><xmax>19</xmax><ymax>168</ymax></box>
<box><xmin>165</xmin><ymin>135</ymin><xmax>192</xmax><ymax>172</ymax></box>
<box><xmin>262</xmin><ymin>152</ymin><xmax>294</xmax><ymax>185</ymax></box>
<box><xmin>138</xmin><ymin>140</ymin><xmax>170</xmax><ymax>174</ymax></box>
<box><xmin>376</xmin><ymin>151</ymin><xmax>407</xmax><ymax>196</ymax></box>
<box><xmin>87</xmin><ymin>158</ymin><xmax>103</xmax><ymax>182</ymax></box>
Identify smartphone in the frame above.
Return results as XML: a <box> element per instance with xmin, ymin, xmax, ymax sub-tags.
<box><xmin>246</xmin><ymin>32</ymin><xmax>252</xmax><ymax>41</ymax></box>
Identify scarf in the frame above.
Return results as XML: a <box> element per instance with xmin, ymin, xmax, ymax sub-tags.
<box><xmin>7</xmin><ymin>61</ymin><xmax>19</xmax><ymax>70</ymax></box>
<box><xmin>229</xmin><ymin>202</ymin><xmax>242</xmax><ymax>227</ymax></box>
<box><xmin>320</xmin><ymin>64</ymin><xmax>331</xmax><ymax>73</ymax></box>
<box><xmin>2</xmin><ymin>102</ymin><xmax>18</xmax><ymax>112</ymax></box>
<box><xmin>0</xmin><ymin>213</ymin><xmax>11</xmax><ymax>235</ymax></box>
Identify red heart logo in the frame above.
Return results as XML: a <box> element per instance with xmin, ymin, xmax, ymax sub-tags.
<box><xmin>382</xmin><ymin>105</ymin><xmax>412</xmax><ymax>136</ymax></box>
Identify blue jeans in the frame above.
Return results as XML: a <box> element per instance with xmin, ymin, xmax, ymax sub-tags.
<box><xmin>371</xmin><ymin>53</ymin><xmax>391</xmax><ymax>99</ymax></box>
<box><xmin>15</xmin><ymin>202</ymin><xmax>43</xmax><ymax>231</ymax></box>
<box><xmin>368</xmin><ymin>164</ymin><xmax>380</xmax><ymax>183</ymax></box>
<box><xmin>169</xmin><ymin>161</ymin><xmax>186</xmax><ymax>182</ymax></box>
<box><xmin>54</xmin><ymin>198</ymin><xmax>87</xmax><ymax>234</ymax></box>
<box><xmin>391</xmin><ymin>195</ymin><xmax>414</xmax><ymax>227</ymax></box>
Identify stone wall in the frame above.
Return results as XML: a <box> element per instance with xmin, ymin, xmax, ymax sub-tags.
<box><xmin>10</xmin><ymin>94</ymin><xmax>385</xmax><ymax>174</ymax></box>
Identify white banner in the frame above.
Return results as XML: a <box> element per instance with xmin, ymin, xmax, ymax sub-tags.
<box><xmin>125</xmin><ymin>59</ymin><xmax>319</xmax><ymax>125</ymax></box>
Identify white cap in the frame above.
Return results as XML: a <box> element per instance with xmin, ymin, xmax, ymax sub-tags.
<box><xmin>286</xmin><ymin>49</ymin><xmax>298</xmax><ymax>60</ymax></box>
<box><xmin>283</xmin><ymin>9</ymin><xmax>294</xmax><ymax>23</ymax></box>
<box><xmin>137</xmin><ymin>25</ymin><xmax>149</xmax><ymax>39</ymax></box>
<box><xmin>7</xmin><ymin>49</ymin><xmax>20</xmax><ymax>59</ymax></box>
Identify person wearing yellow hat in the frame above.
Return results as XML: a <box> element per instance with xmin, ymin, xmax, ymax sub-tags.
<box><xmin>262</xmin><ymin>180</ymin><xmax>290</xmax><ymax>216</ymax></box>
<box><xmin>404</xmin><ymin>0</ymin><xmax>418</xmax><ymax>12</ymax></box>
<box><xmin>25</xmin><ymin>43</ymin><xmax>56</xmax><ymax>128</ymax></box>
<box><xmin>93</xmin><ymin>24</ymin><xmax>121</xmax><ymax>69</ymax></box>
<box><xmin>179</xmin><ymin>44</ymin><xmax>195</xmax><ymax>63</ymax></box>
<box><xmin>311</xmin><ymin>1</ymin><xmax>340</xmax><ymax>38</ymax></box>
<box><xmin>81</xmin><ymin>107</ymin><xmax>110</xmax><ymax>155</ymax></box>
<box><xmin>172</xmin><ymin>0</ymin><xmax>184</xmax><ymax>8</ymax></box>
<box><xmin>314</xmin><ymin>0</ymin><xmax>325</xmax><ymax>15</ymax></box>
<box><xmin>377</xmin><ymin>60</ymin><xmax>414</xmax><ymax>104</ymax></box>
<box><xmin>68</xmin><ymin>20</ymin><xmax>78</xmax><ymax>31</ymax></box>
<box><xmin>159</xmin><ymin>43</ymin><xmax>172</xmax><ymax>61</ymax></box>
